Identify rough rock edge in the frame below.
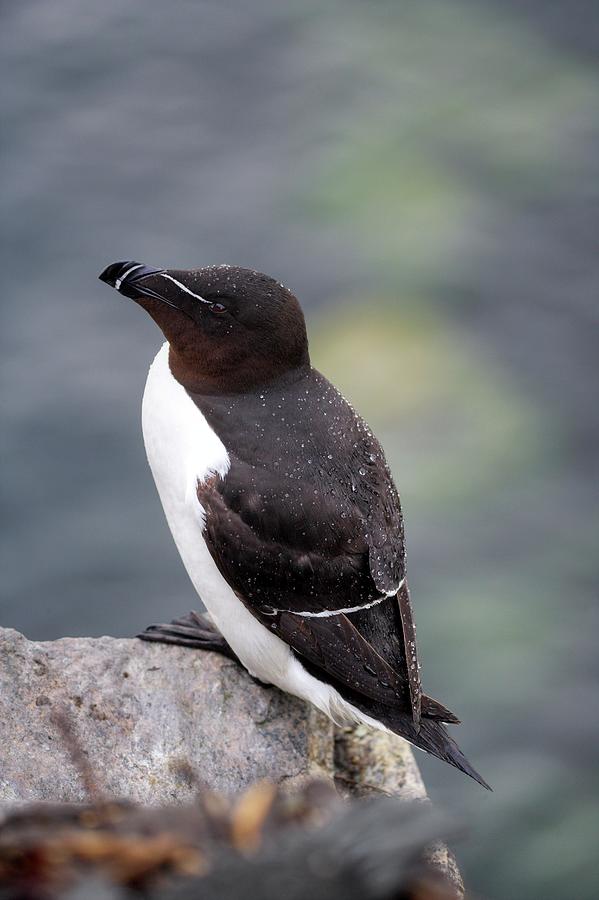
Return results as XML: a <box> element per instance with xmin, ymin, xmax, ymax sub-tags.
<box><xmin>334</xmin><ymin>724</ymin><xmax>464</xmax><ymax>897</ymax></box>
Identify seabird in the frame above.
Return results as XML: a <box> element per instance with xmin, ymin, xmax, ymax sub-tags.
<box><xmin>99</xmin><ymin>261</ymin><xmax>489</xmax><ymax>789</ymax></box>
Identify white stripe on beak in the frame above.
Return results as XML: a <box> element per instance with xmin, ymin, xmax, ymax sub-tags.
<box><xmin>115</xmin><ymin>263</ymin><xmax>144</xmax><ymax>291</ymax></box>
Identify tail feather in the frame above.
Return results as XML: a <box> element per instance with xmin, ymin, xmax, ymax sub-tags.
<box><xmin>386</xmin><ymin>711</ymin><xmax>491</xmax><ymax>790</ymax></box>
<box><xmin>414</xmin><ymin>719</ymin><xmax>491</xmax><ymax>789</ymax></box>
<box><xmin>340</xmin><ymin>687</ymin><xmax>491</xmax><ymax>788</ymax></box>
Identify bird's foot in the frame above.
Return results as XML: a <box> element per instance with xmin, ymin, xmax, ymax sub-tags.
<box><xmin>137</xmin><ymin>610</ymin><xmax>240</xmax><ymax>664</ymax></box>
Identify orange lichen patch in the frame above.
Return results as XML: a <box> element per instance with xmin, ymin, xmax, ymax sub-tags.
<box><xmin>56</xmin><ymin>831</ymin><xmax>205</xmax><ymax>881</ymax></box>
<box><xmin>230</xmin><ymin>781</ymin><xmax>278</xmax><ymax>853</ymax></box>
<box><xmin>0</xmin><ymin>830</ymin><xmax>206</xmax><ymax>889</ymax></box>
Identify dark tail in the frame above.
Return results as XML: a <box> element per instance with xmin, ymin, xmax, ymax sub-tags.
<box><xmin>382</xmin><ymin>707</ymin><xmax>492</xmax><ymax>790</ymax></box>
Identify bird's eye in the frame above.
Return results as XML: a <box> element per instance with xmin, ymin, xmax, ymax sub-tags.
<box><xmin>210</xmin><ymin>302</ymin><xmax>227</xmax><ymax>314</ymax></box>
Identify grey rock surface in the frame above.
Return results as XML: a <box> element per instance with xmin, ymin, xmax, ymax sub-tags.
<box><xmin>0</xmin><ymin>626</ymin><xmax>436</xmax><ymax>806</ymax></box>
<box><xmin>0</xmin><ymin>627</ymin><xmax>333</xmax><ymax>804</ymax></box>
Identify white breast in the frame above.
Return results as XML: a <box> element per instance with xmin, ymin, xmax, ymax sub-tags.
<box><xmin>141</xmin><ymin>343</ymin><xmax>289</xmax><ymax>683</ymax></box>
<box><xmin>140</xmin><ymin>342</ymin><xmax>387</xmax><ymax>732</ymax></box>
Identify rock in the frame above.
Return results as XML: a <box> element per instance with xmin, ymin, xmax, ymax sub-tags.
<box><xmin>0</xmin><ymin>782</ymin><xmax>456</xmax><ymax>900</ymax></box>
<box><xmin>0</xmin><ymin>626</ymin><xmax>462</xmax><ymax>894</ymax></box>
<box><xmin>335</xmin><ymin>725</ymin><xmax>462</xmax><ymax>892</ymax></box>
<box><xmin>334</xmin><ymin>722</ymin><xmax>426</xmax><ymax>800</ymax></box>
<box><xmin>0</xmin><ymin>625</ymin><xmax>428</xmax><ymax>804</ymax></box>
<box><xmin>0</xmin><ymin>628</ymin><xmax>332</xmax><ymax>804</ymax></box>
<box><xmin>0</xmin><ymin>627</ymin><xmax>433</xmax><ymax>806</ymax></box>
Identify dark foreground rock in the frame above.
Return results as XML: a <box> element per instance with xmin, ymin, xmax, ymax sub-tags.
<box><xmin>0</xmin><ymin>781</ymin><xmax>458</xmax><ymax>900</ymax></box>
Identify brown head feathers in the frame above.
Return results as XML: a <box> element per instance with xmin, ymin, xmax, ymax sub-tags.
<box><xmin>99</xmin><ymin>263</ymin><xmax>310</xmax><ymax>394</ymax></box>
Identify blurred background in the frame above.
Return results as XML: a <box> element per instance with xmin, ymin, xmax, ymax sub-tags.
<box><xmin>2</xmin><ymin>1</ymin><xmax>598</xmax><ymax>897</ymax></box>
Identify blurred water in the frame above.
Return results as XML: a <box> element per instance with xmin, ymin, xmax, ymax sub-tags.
<box><xmin>1</xmin><ymin>0</ymin><xmax>366</xmax><ymax>638</ymax></box>
<box><xmin>2</xmin><ymin>2</ymin><xmax>598</xmax><ymax>898</ymax></box>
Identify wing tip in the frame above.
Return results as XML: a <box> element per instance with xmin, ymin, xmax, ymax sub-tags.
<box><xmin>421</xmin><ymin>694</ymin><xmax>461</xmax><ymax>725</ymax></box>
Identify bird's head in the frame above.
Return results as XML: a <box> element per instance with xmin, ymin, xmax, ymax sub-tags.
<box><xmin>99</xmin><ymin>262</ymin><xmax>309</xmax><ymax>393</ymax></box>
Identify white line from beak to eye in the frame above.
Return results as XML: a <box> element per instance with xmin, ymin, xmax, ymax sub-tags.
<box><xmin>159</xmin><ymin>273</ymin><xmax>212</xmax><ymax>305</ymax></box>
<box><xmin>115</xmin><ymin>263</ymin><xmax>144</xmax><ymax>291</ymax></box>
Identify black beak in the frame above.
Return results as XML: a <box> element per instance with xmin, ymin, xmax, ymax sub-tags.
<box><xmin>98</xmin><ymin>261</ymin><xmax>167</xmax><ymax>301</ymax></box>
<box><xmin>99</xmin><ymin>260</ymin><xmax>203</xmax><ymax>322</ymax></box>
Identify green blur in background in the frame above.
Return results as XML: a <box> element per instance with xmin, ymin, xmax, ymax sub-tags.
<box><xmin>2</xmin><ymin>1</ymin><xmax>598</xmax><ymax>897</ymax></box>
<box><xmin>301</xmin><ymin>5</ymin><xmax>599</xmax><ymax>893</ymax></box>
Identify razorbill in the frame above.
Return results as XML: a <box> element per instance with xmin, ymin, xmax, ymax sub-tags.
<box><xmin>99</xmin><ymin>260</ymin><xmax>489</xmax><ymax>789</ymax></box>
